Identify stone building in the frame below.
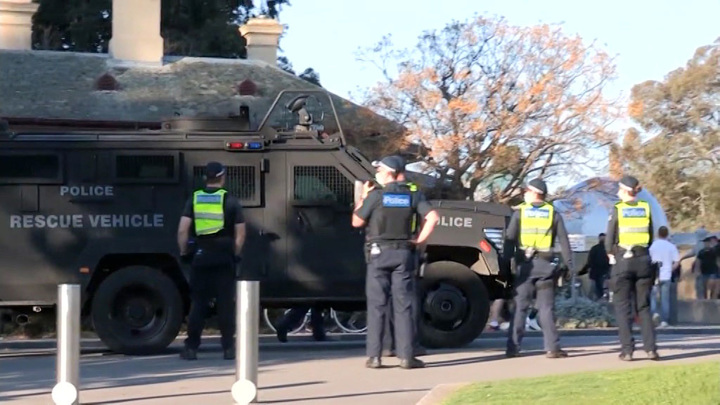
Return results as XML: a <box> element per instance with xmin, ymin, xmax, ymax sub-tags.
<box><xmin>0</xmin><ymin>0</ymin><xmax>403</xmax><ymax>159</ymax></box>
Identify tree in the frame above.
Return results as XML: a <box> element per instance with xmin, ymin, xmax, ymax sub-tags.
<box><xmin>277</xmin><ymin>56</ymin><xmax>322</xmax><ymax>87</ymax></box>
<box><xmin>32</xmin><ymin>0</ymin><xmax>288</xmax><ymax>57</ymax></box>
<box><xmin>623</xmin><ymin>38</ymin><xmax>720</xmax><ymax>230</ymax></box>
<box><xmin>358</xmin><ymin>15</ymin><xmax>619</xmax><ymax>202</ymax></box>
<box><xmin>31</xmin><ymin>0</ymin><xmax>321</xmax><ymax>87</ymax></box>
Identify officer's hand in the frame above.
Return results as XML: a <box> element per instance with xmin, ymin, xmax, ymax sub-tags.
<box><xmin>362</xmin><ymin>181</ymin><xmax>375</xmax><ymax>198</ymax></box>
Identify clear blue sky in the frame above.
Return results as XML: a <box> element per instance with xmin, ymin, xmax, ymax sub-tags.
<box><xmin>278</xmin><ymin>0</ymin><xmax>719</xmax><ymax>186</ymax></box>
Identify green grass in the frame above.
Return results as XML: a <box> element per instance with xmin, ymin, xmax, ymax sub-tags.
<box><xmin>443</xmin><ymin>360</ymin><xmax>720</xmax><ymax>405</ymax></box>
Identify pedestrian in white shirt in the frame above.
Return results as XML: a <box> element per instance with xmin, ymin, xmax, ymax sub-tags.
<box><xmin>649</xmin><ymin>226</ymin><xmax>679</xmax><ymax>327</ymax></box>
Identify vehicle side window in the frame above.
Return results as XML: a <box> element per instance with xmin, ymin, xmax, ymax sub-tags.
<box><xmin>116</xmin><ymin>155</ymin><xmax>174</xmax><ymax>180</ymax></box>
<box><xmin>0</xmin><ymin>153</ymin><xmax>62</xmax><ymax>184</ymax></box>
<box><xmin>192</xmin><ymin>165</ymin><xmax>258</xmax><ymax>203</ymax></box>
<box><xmin>293</xmin><ymin>166</ymin><xmax>352</xmax><ymax>204</ymax></box>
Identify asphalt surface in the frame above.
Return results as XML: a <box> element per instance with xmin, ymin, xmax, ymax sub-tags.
<box><xmin>1</xmin><ymin>330</ymin><xmax>719</xmax><ymax>405</ymax></box>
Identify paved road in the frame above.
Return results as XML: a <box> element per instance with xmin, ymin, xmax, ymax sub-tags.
<box><xmin>1</xmin><ymin>332</ymin><xmax>719</xmax><ymax>405</ymax></box>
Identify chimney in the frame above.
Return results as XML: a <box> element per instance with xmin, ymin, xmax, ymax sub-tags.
<box><xmin>0</xmin><ymin>0</ymin><xmax>39</xmax><ymax>50</ymax></box>
<box><xmin>108</xmin><ymin>0</ymin><xmax>163</xmax><ymax>65</ymax></box>
<box><xmin>239</xmin><ymin>16</ymin><xmax>284</xmax><ymax>66</ymax></box>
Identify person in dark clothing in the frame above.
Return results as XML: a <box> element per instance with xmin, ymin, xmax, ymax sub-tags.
<box><xmin>580</xmin><ymin>233</ymin><xmax>611</xmax><ymax>300</ymax></box>
<box><xmin>504</xmin><ymin>178</ymin><xmax>574</xmax><ymax>359</ymax></box>
<box><xmin>605</xmin><ymin>175</ymin><xmax>658</xmax><ymax>361</ymax></box>
<box><xmin>695</xmin><ymin>236</ymin><xmax>719</xmax><ymax>299</ymax></box>
<box><xmin>177</xmin><ymin>161</ymin><xmax>247</xmax><ymax>360</ymax></box>
<box><xmin>275</xmin><ymin>305</ymin><xmax>326</xmax><ymax>342</ymax></box>
<box><xmin>352</xmin><ymin>155</ymin><xmax>439</xmax><ymax>370</ymax></box>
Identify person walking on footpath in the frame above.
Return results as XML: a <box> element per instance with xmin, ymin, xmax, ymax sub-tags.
<box><xmin>605</xmin><ymin>175</ymin><xmax>659</xmax><ymax>361</ymax></box>
<box><xmin>649</xmin><ymin>226</ymin><xmax>679</xmax><ymax>327</ymax></box>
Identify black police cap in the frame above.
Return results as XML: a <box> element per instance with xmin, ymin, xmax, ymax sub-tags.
<box><xmin>205</xmin><ymin>161</ymin><xmax>226</xmax><ymax>179</ymax></box>
<box><xmin>619</xmin><ymin>175</ymin><xmax>640</xmax><ymax>192</ymax></box>
<box><xmin>526</xmin><ymin>178</ymin><xmax>547</xmax><ymax>195</ymax></box>
<box><xmin>372</xmin><ymin>155</ymin><xmax>405</xmax><ymax>173</ymax></box>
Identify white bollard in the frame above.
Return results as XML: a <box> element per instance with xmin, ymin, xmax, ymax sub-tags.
<box><xmin>52</xmin><ymin>284</ymin><xmax>80</xmax><ymax>405</ymax></box>
<box><xmin>231</xmin><ymin>280</ymin><xmax>259</xmax><ymax>405</ymax></box>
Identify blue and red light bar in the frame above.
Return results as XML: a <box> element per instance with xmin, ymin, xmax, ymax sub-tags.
<box><xmin>225</xmin><ymin>141</ymin><xmax>264</xmax><ymax>151</ymax></box>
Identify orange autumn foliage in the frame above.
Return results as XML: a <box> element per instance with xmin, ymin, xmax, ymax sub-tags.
<box><xmin>359</xmin><ymin>14</ymin><xmax>619</xmax><ymax>202</ymax></box>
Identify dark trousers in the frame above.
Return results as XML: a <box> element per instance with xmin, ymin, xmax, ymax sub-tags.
<box><xmin>382</xmin><ymin>281</ymin><xmax>421</xmax><ymax>353</ymax></box>
<box><xmin>184</xmin><ymin>262</ymin><xmax>236</xmax><ymax>351</ymax></box>
<box><xmin>507</xmin><ymin>258</ymin><xmax>560</xmax><ymax>352</ymax></box>
<box><xmin>612</xmin><ymin>254</ymin><xmax>656</xmax><ymax>354</ymax></box>
<box><xmin>276</xmin><ymin>305</ymin><xmax>325</xmax><ymax>339</ymax></box>
<box><xmin>591</xmin><ymin>274</ymin><xmax>607</xmax><ymax>299</ymax></box>
<box><xmin>366</xmin><ymin>247</ymin><xmax>416</xmax><ymax>360</ymax></box>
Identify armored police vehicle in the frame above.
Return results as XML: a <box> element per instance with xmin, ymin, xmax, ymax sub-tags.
<box><xmin>0</xmin><ymin>90</ymin><xmax>512</xmax><ymax>354</ymax></box>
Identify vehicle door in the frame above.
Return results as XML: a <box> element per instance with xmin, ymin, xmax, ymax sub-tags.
<box><xmin>284</xmin><ymin>151</ymin><xmax>366</xmax><ymax>300</ymax></box>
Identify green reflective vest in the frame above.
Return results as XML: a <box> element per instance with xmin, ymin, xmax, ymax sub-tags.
<box><xmin>616</xmin><ymin>200</ymin><xmax>651</xmax><ymax>248</ymax></box>
<box><xmin>519</xmin><ymin>202</ymin><xmax>554</xmax><ymax>251</ymax></box>
<box><xmin>408</xmin><ymin>182</ymin><xmax>419</xmax><ymax>233</ymax></box>
<box><xmin>193</xmin><ymin>189</ymin><xmax>227</xmax><ymax>236</ymax></box>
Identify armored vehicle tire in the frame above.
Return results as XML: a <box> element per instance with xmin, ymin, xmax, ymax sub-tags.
<box><xmin>91</xmin><ymin>266</ymin><xmax>184</xmax><ymax>355</ymax></box>
<box><xmin>418</xmin><ymin>261</ymin><xmax>490</xmax><ymax>349</ymax></box>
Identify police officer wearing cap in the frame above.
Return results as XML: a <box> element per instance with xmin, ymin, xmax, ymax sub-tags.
<box><xmin>177</xmin><ymin>161</ymin><xmax>247</xmax><ymax>360</ymax></box>
<box><xmin>605</xmin><ymin>175</ymin><xmax>659</xmax><ymax>361</ymax></box>
<box><xmin>382</xmin><ymin>170</ymin><xmax>427</xmax><ymax>358</ymax></box>
<box><xmin>505</xmin><ymin>178</ymin><xmax>573</xmax><ymax>359</ymax></box>
<box><xmin>352</xmin><ymin>155</ymin><xmax>439</xmax><ymax>369</ymax></box>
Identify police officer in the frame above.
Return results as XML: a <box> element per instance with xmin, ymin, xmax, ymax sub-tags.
<box><xmin>177</xmin><ymin>161</ymin><xmax>247</xmax><ymax>360</ymax></box>
<box><xmin>382</xmin><ymin>174</ymin><xmax>427</xmax><ymax>357</ymax></box>
<box><xmin>505</xmin><ymin>178</ymin><xmax>573</xmax><ymax>358</ymax></box>
<box><xmin>605</xmin><ymin>175</ymin><xmax>659</xmax><ymax>361</ymax></box>
<box><xmin>352</xmin><ymin>155</ymin><xmax>439</xmax><ymax>369</ymax></box>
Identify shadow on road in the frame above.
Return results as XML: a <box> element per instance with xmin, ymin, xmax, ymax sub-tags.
<box><xmin>1</xmin><ymin>333</ymin><xmax>718</xmax><ymax>403</ymax></box>
<box><xmin>259</xmin><ymin>388</ymin><xmax>429</xmax><ymax>404</ymax></box>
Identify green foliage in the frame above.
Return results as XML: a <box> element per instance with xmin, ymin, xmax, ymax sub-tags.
<box><xmin>624</xmin><ymin>38</ymin><xmax>720</xmax><ymax>230</ymax></box>
<box><xmin>30</xmin><ymin>0</ymin><xmax>321</xmax><ymax>88</ymax></box>
<box><xmin>32</xmin><ymin>0</ymin><xmax>290</xmax><ymax>55</ymax></box>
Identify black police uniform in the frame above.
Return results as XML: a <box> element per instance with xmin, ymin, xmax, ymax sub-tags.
<box><xmin>355</xmin><ymin>180</ymin><xmax>432</xmax><ymax>368</ymax></box>
<box><xmin>505</xmin><ymin>179</ymin><xmax>574</xmax><ymax>358</ymax></box>
<box><xmin>605</xmin><ymin>175</ymin><xmax>657</xmax><ymax>360</ymax></box>
<box><xmin>382</xmin><ymin>183</ymin><xmax>424</xmax><ymax>357</ymax></box>
<box><xmin>181</xmin><ymin>179</ymin><xmax>245</xmax><ymax>360</ymax></box>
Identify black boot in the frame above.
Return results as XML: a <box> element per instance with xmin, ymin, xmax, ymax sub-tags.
<box><xmin>399</xmin><ymin>357</ymin><xmax>425</xmax><ymax>369</ymax></box>
<box><xmin>546</xmin><ymin>349</ymin><xmax>568</xmax><ymax>359</ymax></box>
<box><xmin>180</xmin><ymin>347</ymin><xmax>197</xmax><ymax>360</ymax></box>
<box><xmin>365</xmin><ymin>357</ymin><xmax>381</xmax><ymax>369</ymax></box>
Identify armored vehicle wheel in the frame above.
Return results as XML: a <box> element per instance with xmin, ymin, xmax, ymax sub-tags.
<box><xmin>262</xmin><ymin>308</ymin><xmax>309</xmax><ymax>335</ymax></box>
<box><xmin>91</xmin><ymin>266</ymin><xmax>184</xmax><ymax>355</ymax></box>
<box><xmin>330</xmin><ymin>309</ymin><xmax>368</xmax><ymax>333</ymax></box>
<box><xmin>418</xmin><ymin>261</ymin><xmax>490</xmax><ymax>348</ymax></box>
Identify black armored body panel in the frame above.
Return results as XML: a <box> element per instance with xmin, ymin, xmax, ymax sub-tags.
<box><xmin>0</xmin><ymin>90</ymin><xmax>512</xmax><ymax>353</ymax></box>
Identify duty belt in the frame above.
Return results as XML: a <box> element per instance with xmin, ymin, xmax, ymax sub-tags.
<box><xmin>365</xmin><ymin>240</ymin><xmax>415</xmax><ymax>250</ymax></box>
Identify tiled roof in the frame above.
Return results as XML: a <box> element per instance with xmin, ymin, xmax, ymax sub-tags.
<box><xmin>0</xmin><ymin>50</ymin><xmax>404</xmax><ymax>158</ymax></box>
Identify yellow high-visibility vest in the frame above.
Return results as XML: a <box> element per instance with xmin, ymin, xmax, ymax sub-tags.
<box><xmin>408</xmin><ymin>182</ymin><xmax>418</xmax><ymax>232</ymax></box>
<box><xmin>519</xmin><ymin>202</ymin><xmax>554</xmax><ymax>251</ymax></box>
<box><xmin>193</xmin><ymin>189</ymin><xmax>227</xmax><ymax>236</ymax></box>
<box><xmin>616</xmin><ymin>200</ymin><xmax>651</xmax><ymax>248</ymax></box>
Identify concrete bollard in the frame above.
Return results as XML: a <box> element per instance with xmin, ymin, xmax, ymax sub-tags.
<box><xmin>52</xmin><ymin>284</ymin><xmax>81</xmax><ymax>405</ymax></box>
<box><xmin>231</xmin><ymin>280</ymin><xmax>260</xmax><ymax>405</ymax></box>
